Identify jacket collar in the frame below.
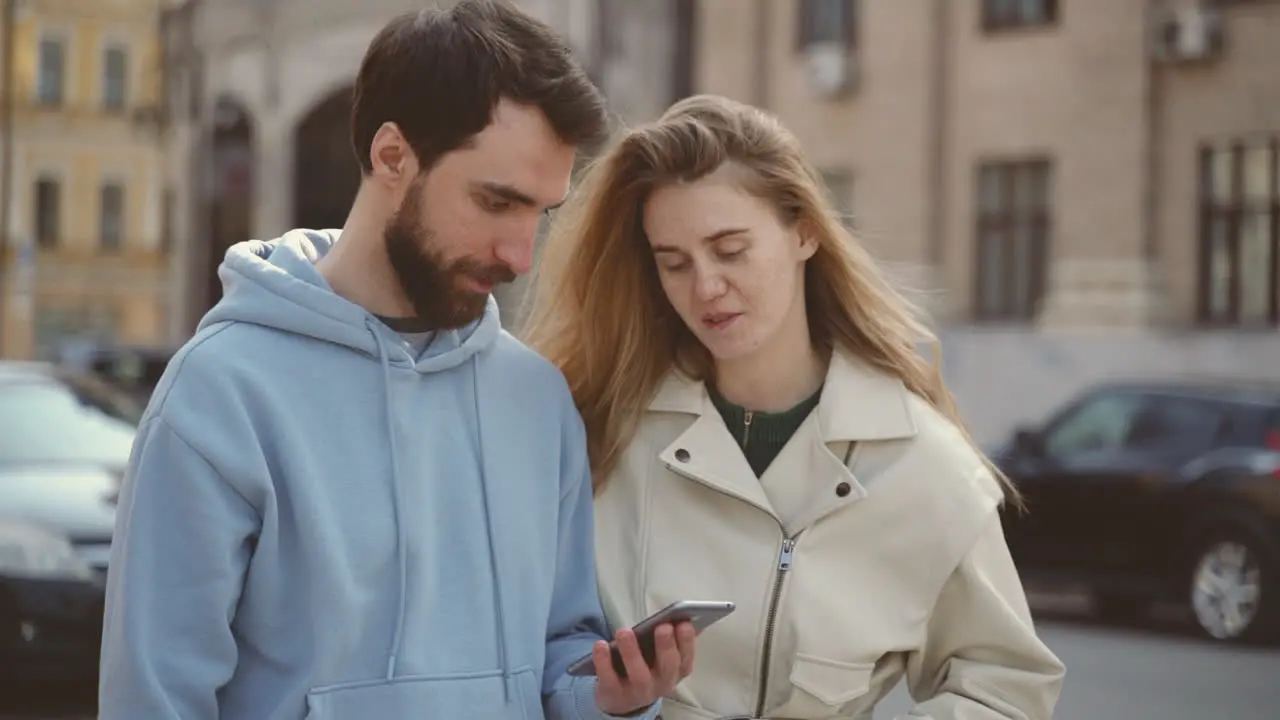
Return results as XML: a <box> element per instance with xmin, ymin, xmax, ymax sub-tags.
<box><xmin>647</xmin><ymin>346</ymin><xmax>919</xmax><ymax>442</ymax></box>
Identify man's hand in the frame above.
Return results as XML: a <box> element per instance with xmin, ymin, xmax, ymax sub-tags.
<box><xmin>593</xmin><ymin>622</ymin><xmax>697</xmax><ymax>717</ymax></box>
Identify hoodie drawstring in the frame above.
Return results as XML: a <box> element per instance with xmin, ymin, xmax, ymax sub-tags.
<box><xmin>368</xmin><ymin>319</ymin><xmax>410</xmax><ymax>680</ymax></box>
<box><xmin>365</xmin><ymin>320</ymin><xmax>512</xmax><ymax>702</ymax></box>
<box><xmin>470</xmin><ymin>354</ymin><xmax>514</xmax><ymax>702</ymax></box>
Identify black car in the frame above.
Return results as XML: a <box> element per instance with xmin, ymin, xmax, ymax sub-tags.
<box><xmin>0</xmin><ymin>361</ymin><xmax>140</xmax><ymax>691</ymax></box>
<box><xmin>994</xmin><ymin>380</ymin><xmax>1280</xmax><ymax>644</ymax></box>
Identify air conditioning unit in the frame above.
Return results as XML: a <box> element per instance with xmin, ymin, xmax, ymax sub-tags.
<box><xmin>1150</xmin><ymin>3</ymin><xmax>1224</xmax><ymax>63</ymax></box>
<box><xmin>804</xmin><ymin>41</ymin><xmax>857</xmax><ymax>99</ymax></box>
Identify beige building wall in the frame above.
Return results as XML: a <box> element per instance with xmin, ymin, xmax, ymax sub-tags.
<box><xmin>694</xmin><ymin>0</ymin><xmax>1280</xmax><ymax>440</ymax></box>
<box><xmin>695</xmin><ymin>0</ymin><xmax>1280</xmax><ymax>329</ymax></box>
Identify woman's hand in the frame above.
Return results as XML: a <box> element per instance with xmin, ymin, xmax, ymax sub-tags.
<box><xmin>593</xmin><ymin>622</ymin><xmax>697</xmax><ymax>717</ymax></box>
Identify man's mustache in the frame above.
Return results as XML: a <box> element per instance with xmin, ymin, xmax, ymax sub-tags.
<box><xmin>457</xmin><ymin>261</ymin><xmax>517</xmax><ymax>287</ymax></box>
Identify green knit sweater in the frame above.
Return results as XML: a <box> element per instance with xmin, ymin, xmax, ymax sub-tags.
<box><xmin>709</xmin><ymin>384</ymin><xmax>824</xmax><ymax>478</ymax></box>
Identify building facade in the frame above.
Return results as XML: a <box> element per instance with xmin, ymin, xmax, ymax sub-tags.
<box><xmin>160</xmin><ymin>0</ymin><xmax>686</xmax><ymax>336</ymax></box>
<box><xmin>0</xmin><ymin>0</ymin><xmax>170</xmax><ymax>359</ymax></box>
<box><xmin>694</xmin><ymin>0</ymin><xmax>1280</xmax><ymax>440</ymax></box>
<box><xmin>161</xmin><ymin>0</ymin><xmax>1280</xmax><ymax>441</ymax></box>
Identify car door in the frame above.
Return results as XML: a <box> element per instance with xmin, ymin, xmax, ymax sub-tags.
<box><xmin>1094</xmin><ymin>395</ymin><xmax>1225</xmax><ymax>579</ymax></box>
<box><xmin>1011</xmin><ymin>390</ymin><xmax>1148</xmax><ymax>579</ymax></box>
<box><xmin>1032</xmin><ymin>393</ymin><xmax>1223</xmax><ymax>584</ymax></box>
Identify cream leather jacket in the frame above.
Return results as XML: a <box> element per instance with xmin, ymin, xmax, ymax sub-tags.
<box><xmin>593</xmin><ymin>350</ymin><xmax>1065</xmax><ymax>720</ymax></box>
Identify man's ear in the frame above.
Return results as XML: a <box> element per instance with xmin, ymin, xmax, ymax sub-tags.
<box><xmin>369</xmin><ymin>122</ymin><xmax>420</xmax><ymax>187</ymax></box>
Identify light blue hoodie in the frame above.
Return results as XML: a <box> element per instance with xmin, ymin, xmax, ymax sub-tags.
<box><xmin>99</xmin><ymin>230</ymin><xmax>657</xmax><ymax>720</ymax></box>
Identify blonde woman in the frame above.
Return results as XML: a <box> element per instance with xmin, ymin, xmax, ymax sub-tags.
<box><xmin>522</xmin><ymin>95</ymin><xmax>1064</xmax><ymax>720</ymax></box>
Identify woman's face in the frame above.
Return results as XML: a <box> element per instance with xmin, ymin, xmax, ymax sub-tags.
<box><xmin>642</xmin><ymin>166</ymin><xmax>817</xmax><ymax>362</ymax></box>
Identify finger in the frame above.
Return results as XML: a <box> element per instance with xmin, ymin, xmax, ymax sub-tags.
<box><xmin>651</xmin><ymin>623</ymin><xmax>681</xmax><ymax>689</ymax></box>
<box><xmin>592</xmin><ymin>640</ymin><xmax>624</xmax><ymax>693</ymax></box>
<box><xmin>615</xmin><ymin>628</ymin><xmax>654</xmax><ymax>690</ymax></box>
<box><xmin>675</xmin><ymin>621</ymin><xmax>697</xmax><ymax>679</ymax></box>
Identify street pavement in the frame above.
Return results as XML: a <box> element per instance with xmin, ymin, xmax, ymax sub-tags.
<box><xmin>5</xmin><ymin>599</ymin><xmax>1279</xmax><ymax>718</ymax></box>
<box><xmin>875</xmin><ymin>598</ymin><xmax>1280</xmax><ymax>719</ymax></box>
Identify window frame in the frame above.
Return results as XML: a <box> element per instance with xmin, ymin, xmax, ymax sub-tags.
<box><xmin>797</xmin><ymin>0</ymin><xmax>858</xmax><ymax>51</ymax></box>
<box><xmin>33</xmin><ymin>175</ymin><xmax>62</xmax><ymax>249</ymax></box>
<box><xmin>1197</xmin><ymin>137</ymin><xmax>1280</xmax><ymax>327</ymax></box>
<box><xmin>972</xmin><ymin>157</ymin><xmax>1052</xmax><ymax>322</ymax></box>
<box><xmin>981</xmin><ymin>0</ymin><xmax>1059</xmax><ymax>33</ymax></box>
<box><xmin>36</xmin><ymin>34</ymin><xmax>67</xmax><ymax>107</ymax></box>
<box><xmin>99</xmin><ymin>180</ymin><xmax>126</xmax><ymax>252</ymax></box>
<box><xmin>102</xmin><ymin>42</ymin><xmax>130</xmax><ymax>112</ymax></box>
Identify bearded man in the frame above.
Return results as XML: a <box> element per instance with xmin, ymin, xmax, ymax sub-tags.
<box><xmin>97</xmin><ymin>3</ymin><xmax>695</xmax><ymax>718</ymax></box>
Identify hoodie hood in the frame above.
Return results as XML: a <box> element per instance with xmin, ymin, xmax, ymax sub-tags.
<box><xmin>199</xmin><ymin>228</ymin><xmax>515</xmax><ymax>692</ymax></box>
<box><xmin>200</xmin><ymin>229</ymin><xmax>501</xmax><ymax>373</ymax></box>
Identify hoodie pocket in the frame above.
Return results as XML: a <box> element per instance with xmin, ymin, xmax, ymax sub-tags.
<box><xmin>775</xmin><ymin>653</ymin><xmax>876</xmax><ymax>718</ymax></box>
<box><xmin>303</xmin><ymin>668</ymin><xmax>539</xmax><ymax>720</ymax></box>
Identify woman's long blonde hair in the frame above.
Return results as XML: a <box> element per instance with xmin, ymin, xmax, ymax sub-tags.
<box><xmin>522</xmin><ymin>94</ymin><xmax>1017</xmax><ymax>504</ymax></box>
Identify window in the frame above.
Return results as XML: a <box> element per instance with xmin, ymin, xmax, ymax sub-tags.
<box><xmin>983</xmin><ymin>0</ymin><xmax>1058</xmax><ymax>31</ymax></box>
<box><xmin>797</xmin><ymin>0</ymin><xmax>858</xmax><ymax>49</ymax></box>
<box><xmin>37</xmin><ymin>37</ymin><xmax>66</xmax><ymax>106</ymax></box>
<box><xmin>1043</xmin><ymin>393</ymin><xmax>1146</xmax><ymax>458</ymax></box>
<box><xmin>34</xmin><ymin>177</ymin><xmax>61</xmax><ymax>248</ymax></box>
<box><xmin>819</xmin><ymin>168</ymin><xmax>855</xmax><ymax>228</ymax></box>
<box><xmin>1044</xmin><ymin>392</ymin><xmax>1223</xmax><ymax>458</ymax></box>
<box><xmin>103</xmin><ymin>45</ymin><xmax>129</xmax><ymax>111</ymax></box>
<box><xmin>974</xmin><ymin>158</ymin><xmax>1051</xmax><ymax>321</ymax></box>
<box><xmin>1198</xmin><ymin>138</ymin><xmax>1279</xmax><ymax>327</ymax></box>
<box><xmin>100</xmin><ymin>182</ymin><xmax>125</xmax><ymax>252</ymax></box>
<box><xmin>1123</xmin><ymin>396</ymin><xmax>1223</xmax><ymax>451</ymax></box>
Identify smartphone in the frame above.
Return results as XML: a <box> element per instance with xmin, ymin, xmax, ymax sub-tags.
<box><xmin>566</xmin><ymin>600</ymin><xmax>736</xmax><ymax>678</ymax></box>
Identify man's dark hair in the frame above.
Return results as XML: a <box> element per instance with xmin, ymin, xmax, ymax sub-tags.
<box><xmin>351</xmin><ymin>0</ymin><xmax>608</xmax><ymax>175</ymax></box>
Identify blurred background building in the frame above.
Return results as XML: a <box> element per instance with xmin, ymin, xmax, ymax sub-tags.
<box><xmin>693</xmin><ymin>0</ymin><xmax>1280</xmax><ymax>439</ymax></box>
<box><xmin>0</xmin><ymin>0</ymin><xmax>170</xmax><ymax>360</ymax></box>
<box><xmin>0</xmin><ymin>0</ymin><xmax>1277</xmax><ymax>442</ymax></box>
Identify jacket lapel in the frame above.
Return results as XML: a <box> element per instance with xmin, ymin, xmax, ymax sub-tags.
<box><xmin>650</xmin><ymin>371</ymin><xmax>778</xmax><ymax>519</ymax></box>
<box><xmin>645</xmin><ymin>349</ymin><xmax>921</xmax><ymax>531</ymax></box>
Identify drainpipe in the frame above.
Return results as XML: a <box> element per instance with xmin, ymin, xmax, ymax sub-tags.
<box><xmin>0</xmin><ymin>0</ymin><xmax>15</xmax><ymax>354</ymax></box>
<box><xmin>926</xmin><ymin>0</ymin><xmax>952</xmax><ymax>280</ymax></box>
<box><xmin>1140</xmin><ymin>1</ymin><xmax>1164</xmax><ymax>325</ymax></box>
<box><xmin>751</xmin><ymin>0</ymin><xmax>769</xmax><ymax>109</ymax></box>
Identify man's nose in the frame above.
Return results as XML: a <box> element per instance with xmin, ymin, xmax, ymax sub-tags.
<box><xmin>493</xmin><ymin>232</ymin><xmax>536</xmax><ymax>276</ymax></box>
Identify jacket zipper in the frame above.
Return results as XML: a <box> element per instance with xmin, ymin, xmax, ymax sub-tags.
<box><xmin>754</xmin><ymin>534</ymin><xmax>796</xmax><ymax>717</ymax></box>
<box><xmin>742</xmin><ymin>410</ymin><xmax>754</xmax><ymax>450</ymax></box>
<box><xmin>661</xmin><ymin>460</ymin><xmax>797</xmax><ymax>716</ymax></box>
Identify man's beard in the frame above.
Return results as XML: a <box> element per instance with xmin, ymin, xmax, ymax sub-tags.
<box><xmin>383</xmin><ymin>188</ymin><xmax>515</xmax><ymax>330</ymax></box>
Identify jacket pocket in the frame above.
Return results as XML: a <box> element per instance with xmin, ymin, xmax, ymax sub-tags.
<box><xmin>787</xmin><ymin>653</ymin><xmax>876</xmax><ymax>708</ymax></box>
<box><xmin>304</xmin><ymin>668</ymin><xmax>538</xmax><ymax>720</ymax></box>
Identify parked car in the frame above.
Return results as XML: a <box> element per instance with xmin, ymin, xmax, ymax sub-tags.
<box><xmin>0</xmin><ymin>361</ymin><xmax>140</xmax><ymax>689</ymax></box>
<box><xmin>59</xmin><ymin>342</ymin><xmax>175</xmax><ymax>407</ymax></box>
<box><xmin>993</xmin><ymin>379</ymin><xmax>1280</xmax><ymax>644</ymax></box>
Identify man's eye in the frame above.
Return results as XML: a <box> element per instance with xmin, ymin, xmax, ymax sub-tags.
<box><xmin>482</xmin><ymin>196</ymin><xmax>512</xmax><ymax>213</ymax></box>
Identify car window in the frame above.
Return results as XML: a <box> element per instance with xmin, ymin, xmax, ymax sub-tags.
<box><xmin>1123</xmin><ymin>396</ymin><xmax>1223</xmax><ymax>450</ymax></box>
<box><xmin>0</xmin><ymin>377</ymin><xmax>140</xmax><ymax>467</ymax></box>
<box><xmin>1043</xmin><ymin>393</ymin><xmax>1146</xmax><ymax>458</ymax></box>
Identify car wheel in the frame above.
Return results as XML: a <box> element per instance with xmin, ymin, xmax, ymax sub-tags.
<box><xmin>1188</xmin><ymin>530</ymin><xmax>1278</xmax><ymax>644</ymax></box>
